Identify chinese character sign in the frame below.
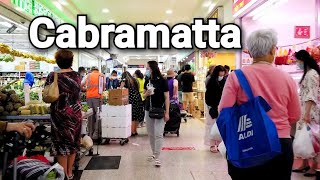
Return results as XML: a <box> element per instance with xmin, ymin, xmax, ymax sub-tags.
<box><xmin>294</xmin><ymin>26</ymin><xmax>311</xmax><ymax>39</ymax></box>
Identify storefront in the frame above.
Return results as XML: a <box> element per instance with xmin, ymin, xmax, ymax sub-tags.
<box><xmin>234</xmin><ymin>0</ymin><xmax>320</xmax><ymax>86</ymax></box>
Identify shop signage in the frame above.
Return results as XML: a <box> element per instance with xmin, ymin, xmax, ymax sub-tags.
<box><xmin>11</xmin><ymin>0</ymin><xmax>63</xmax><ymax>24</ymax></box>
<box><xmin>294</xmin><ymin>26</ymin><xmax>311</xmax><ymax>39</ymax></box>
<box><xmin>233</xmin><ymin>0</ymin><xmax>252</xmax><ymax>15</ymax></box>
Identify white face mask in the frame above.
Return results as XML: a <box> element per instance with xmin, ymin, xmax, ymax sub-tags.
<box><xmin>218</xmin><ymin>76</ymin><xmax>224</xmax><ymax>81</ymax></box>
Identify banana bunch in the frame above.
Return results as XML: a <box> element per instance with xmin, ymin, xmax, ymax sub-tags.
<box><xmin>0</xmin><ymin>43</ymin><xmax>12</xmax><ymax>54</ymax></box>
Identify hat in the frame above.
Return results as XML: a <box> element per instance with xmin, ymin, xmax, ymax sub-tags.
<box><xmin>167</xmin><ymin>69</ymin><xmax>177</xmax><ymax>77</ymax></box>
<box><xmin>91</xmin><ymin>66</ymin><xmax>99</xmax><ymax>71</ymax></box>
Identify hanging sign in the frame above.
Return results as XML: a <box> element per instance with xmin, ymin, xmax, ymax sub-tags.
<box><xmin>11</xmin><ymin>0</ymin><xmax>63</xmax><ymax>24</ymax></box>
<box><xmin>294</xmin><ymin>26</ymin><xmax>311</xmax><ymax>39</ymax></box>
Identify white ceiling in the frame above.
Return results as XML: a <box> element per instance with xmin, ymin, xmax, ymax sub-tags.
<box><xmin>69</xmin><ymin>0</ymin><xmax>219</xmax><ymax>25</ymax></box>
<box><xmin>1</xmin><ymin>0</ymin><xmax>224</xmax><ymax>62</ymax></box>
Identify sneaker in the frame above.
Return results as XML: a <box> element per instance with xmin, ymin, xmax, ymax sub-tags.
<box><xmin>147</xmin><ymin>155</ymin><xmax>155</xmax><ymax>162</ymax></box>
<box><xmin>155</xmin><ymin>159</ymin><xmax>161</xmax><ymax>167</ymax></box>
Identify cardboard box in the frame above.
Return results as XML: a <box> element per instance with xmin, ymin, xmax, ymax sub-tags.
<box><xmin>108</xmin><ymin>96</ymin><xmax>129</xmax><ymax>106</ymax></box>
<box><xmin>109</xmin><ymin>89</ymin><xmax>129</xmax><ymax>97</ymax></box>
<box><xmin>102</xmin><ymin>126</ymin><xmax>131</xmax><ymax>138</ymax></box>
<box><xmin>101</xmin><ymin>116</ymin><xmax>132</xmax><ymax>128</ymax></box>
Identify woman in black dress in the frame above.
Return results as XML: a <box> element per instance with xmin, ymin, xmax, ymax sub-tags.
<box><xmin>45</xmin><ymin>49</ymin><xmax>82</xmax><ymax>179</ymax></box>
<box><xmin>120</xmin><ymin>71</ymin><xmax>144</xmax><ymax>136</ymax></box>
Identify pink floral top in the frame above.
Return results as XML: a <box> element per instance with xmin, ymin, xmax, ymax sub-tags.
<box><xmin>299</xmin><ymin>69</ymin><xmax>320</xmax><ymax>124</ymax></box>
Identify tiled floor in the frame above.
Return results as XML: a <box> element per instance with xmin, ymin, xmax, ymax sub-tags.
<box><xmin>78</xmin><ymin>118</ymin><xmax>311</xmax><ymax>180</ymax></box>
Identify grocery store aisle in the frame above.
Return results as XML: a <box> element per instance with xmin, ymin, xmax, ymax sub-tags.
<box><xmin>77</xmin><ymin>119</ymin><xmax>309</xmax><ymax>180</ymax></box>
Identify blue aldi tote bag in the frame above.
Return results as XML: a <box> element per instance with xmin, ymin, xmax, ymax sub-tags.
<box><xmin>216</xmin><ymin>69</ymin><xmax>281</xmax><ymax>168</ymax></box>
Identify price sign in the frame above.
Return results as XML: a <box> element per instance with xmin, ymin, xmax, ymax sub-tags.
<box><xmin>294</xmin><ymin>26</ymin><xmax>311</xmax><ymax>39</ymax></box>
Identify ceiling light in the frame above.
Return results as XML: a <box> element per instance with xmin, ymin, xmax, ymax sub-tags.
<box><xmin>53</xmin><ymin>1</ymin><xmax>63</xmax><ymax>10</ymax></box>
<box><xmin>164</xmin><ymin>20</ymin><xmax>169</xmax><ymax>24</ymax></box>
<box><xmin>0</xmin><ymin>22</ymin><xmax>12</xmax><ymax>28</ymax></box>
<box><xmin>166</xmin><ymin>9</ymin><xmax>173</xmax><ymax>14</ymax></box>
<box><xmin>109</xmin><ymin>19</ymin><xmax>115</xmax><ymax>23</ymax></box>
<box><xmin>203</xmin><ymin>1</ymin><xmax>212</xmax><ymax>7</ymax></box>
<box><xmin>59</xmin><ymin>0</ymin><xmax>69</xmax><ymax>6</ymax></box>
<box><xmin>102</xmin><ymin>8</ymin><xmax>110</xmax><ymax>13</ymax></box>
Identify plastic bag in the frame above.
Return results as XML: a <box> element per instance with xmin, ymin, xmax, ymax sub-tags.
<box><xmin>209</xmin><ymin>123</ymin><xmax>222</xmax><ymax>141</ymax></box>
<box><xmin>293</xmin><ymin>123</ymin><xmax>316</xmax><ymax>159</ymax></box>
<box><xmin>309</xmin><ymin>122</ymin><xmax>320</xmax><ymax>153</ymax></box>
<box><xmin>81</xmin><ymin>135</ymin><xmax>93</xmax><ymax>150</ymax></box>
<box><xmin>38</xmin><ymin>163</ymin><xmax>65</xmax><ymax>180</ymax></box>
<box><xmin>218</xmin><ymin>141</ymin><xmax>227</xmax><ymax>159</ymax></box>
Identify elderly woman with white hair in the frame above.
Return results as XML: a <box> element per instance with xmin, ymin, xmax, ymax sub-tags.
<box><xmin>218</xmin><ymin>29</ymin><xmax>301</xmax><ymax>180</ymax></box>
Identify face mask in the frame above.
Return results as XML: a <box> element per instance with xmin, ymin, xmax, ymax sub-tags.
<box><xmin>297</xmin><ymin>63</ymin><xmax>304</xmax><ymax>70</ymax></box>
<box><xmin>145</xmin><ymin>70</ymin><xmax>151</xmax><ymax>78</ymax></box>
<box><xmin>218</xmin><ymin>76</ymin><xmax>224</xmax><ymax>81</ymax></box>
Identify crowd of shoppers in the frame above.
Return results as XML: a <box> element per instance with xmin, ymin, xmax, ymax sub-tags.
<box><xmin>2</xmin><ymin>28</ymin><xmax>318</xmax><ymax>180</ymax></box>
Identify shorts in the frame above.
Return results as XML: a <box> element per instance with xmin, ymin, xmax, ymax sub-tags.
<box><xmin>178</xmin><ymin>91</ymin><xmax>183</xmax><ymax>103</ymax></box>
<box><xmin>182</xmin><ymin>92</ymin><xmax>194</xmax><ymax>102</ymax></box>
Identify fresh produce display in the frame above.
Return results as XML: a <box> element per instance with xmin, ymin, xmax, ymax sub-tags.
<box><xmin>0</xmin><ymin>54</ymin><xmax>14</xmax><ymax>62</ymax></box>
<box><xmin>16</xmin><ymin>100</ymin><xmax>50</xmax><ymax>115</ymax></box>
<box><xmin>82</xmin><ymin>104</ymin><xmax>89</xmax><ymax>112</ymax></box>
<box><xmin>0</xmin><ymin>43</ymin><xmax>55</xmax><ymax>64</ymax></box>
<box><xmin>0</xmin><ymin>89</ymin><xmax>25</xmax><ymax>116</ymax></box>
<box><xmin>17</xmin><ymin>91</ymin><xmax>40</xmax><ymax>101</ymax></box>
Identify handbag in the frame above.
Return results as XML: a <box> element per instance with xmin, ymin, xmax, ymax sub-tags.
<box><xmin>43</xmin><ymin>72</ymin><xmax>59</xmax><ymax>103</ymax></box>
<box><xmin>209</xmin><ymin>107</ymin><xmax>218</xmax><ymax>119</ymax></box>
<box><xmin>216</xmin><ymin>69</ymin><xmax>281</xmax><ymax>168</ymax></box>
<box><xmin>149</xmin><ymin>95</ymin><xmax>165</xmax><ymax>119</ymax></box>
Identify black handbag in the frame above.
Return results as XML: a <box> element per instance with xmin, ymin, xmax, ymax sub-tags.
<box><xmin>209</xmin><ymin>107</ymin><xmax>219</xmax><ymax>119</ymax></box>
<box><xmin>149</xmin><ymin>95</ymin><xmax>165</xmax><ymax>119</ymax></box>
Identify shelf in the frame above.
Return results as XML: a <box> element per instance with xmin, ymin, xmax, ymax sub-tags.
<box><xmin>0</xmin><ymin>115</ymin><xmax>50</xmax><ymax>120</ymax></box>
<box><xmin>0</xmin><ymin>70</ymin><xmax>44</xmax><ymax>73</ymax></box>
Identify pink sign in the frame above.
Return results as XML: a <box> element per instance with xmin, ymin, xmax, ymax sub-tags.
<box><xmin>294</xmin><ymin>26</ymin><xmax>311</xmax><ymax>39</ymax></box>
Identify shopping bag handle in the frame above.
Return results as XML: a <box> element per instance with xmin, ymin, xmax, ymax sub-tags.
<box><xmin>234</xmin><ymin>70</ymin><xmax>254</xmax><ymax>100</ymax></box>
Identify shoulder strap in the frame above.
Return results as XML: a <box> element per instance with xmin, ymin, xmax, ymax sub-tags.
<box><xmin>234</xmin><ymin>70</ymin><xmax>254</xmax><ymax>100</ymax></box>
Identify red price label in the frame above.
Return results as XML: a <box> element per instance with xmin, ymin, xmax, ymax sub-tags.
<box><xmin>294</xmin><ymin>26</ymin><xmax>310</xmax><ymax>39</ymax></box>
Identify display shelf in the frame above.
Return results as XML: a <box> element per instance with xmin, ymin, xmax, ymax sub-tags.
<box><xmin>0</xmin><ymin>115</ymin><xmax>50</xmax><ymax>120</ymax></box>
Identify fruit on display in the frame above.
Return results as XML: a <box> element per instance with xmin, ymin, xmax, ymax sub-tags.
<box><xmin>0</xmin><ymin>89</ymin><xmax>24</xmax><ymax>116</ymax></box>
<box><xmin>82</xmin><ymin>104</ymin><xmax>89</xmax><ymax>112</ymax></box>
<box><xmin>0</xmin><ymin>88</ymin><xmax>49</xmax><ymax>116</ymax></box>
<box><xmin>0</xmin><ymin>54</ymin><xmax>14</xmax><ymax>62</ymax></box>
<box><xmin>17</xmin><ymin>101</ymin><xmax>50</xmax><ymax>115</ymax></box>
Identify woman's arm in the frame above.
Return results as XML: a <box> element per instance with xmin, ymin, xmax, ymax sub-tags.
<box><xmin>173</xmin><ymin>79</ymin><xmax>178</xmax><ymax>98</ymax></box>
<box><xmin>164</xmin><ymin>91</ymin><xmax>170</xmax><ymax>121</ymax></box>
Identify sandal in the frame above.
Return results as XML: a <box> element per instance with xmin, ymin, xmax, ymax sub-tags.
<box><xmin>155</xmin><ymin>159</ymin><xmax>161</xmax><ymax>167</ymax></box>
<box><xmin>210</xmin><ymin>146</ymin><xmax>219</xmax><ymax>153</ymax></box>
<box><xmin>292</xmin><ymin>166</ymin><xmax>310</xmax><ymax>173</ymax></box>
<box><xmin>147</xmin><ymin>155</ymin><xmax>155</xmax><ymax>162</ymax></box>
<box><xmin>68</xmin><ymin>174</ymin><xmax>74</xmax><ymax>180</ymax></box>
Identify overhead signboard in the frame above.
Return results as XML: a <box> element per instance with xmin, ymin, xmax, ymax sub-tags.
<box><xmin>11</xmin><ymin>0</ymin><xmax>63</xmax><ymax>24</ymax></box>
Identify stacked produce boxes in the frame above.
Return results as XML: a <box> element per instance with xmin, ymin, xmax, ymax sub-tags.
<box><xmin>100</xmin><ymin>104</ymin><xmax>131</xmax><ymax>138</ymax></box>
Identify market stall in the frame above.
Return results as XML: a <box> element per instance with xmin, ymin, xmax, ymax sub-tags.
<box><xmin>234</xmin><ymin>0</ymin><xmax>320</xmax><ymax>86</ymax></box>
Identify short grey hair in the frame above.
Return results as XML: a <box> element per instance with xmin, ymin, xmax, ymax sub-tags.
<box><xmin>247</xmin><ymin>29</ymin><xmax>278</xmax><ymax>58</ymax></box>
